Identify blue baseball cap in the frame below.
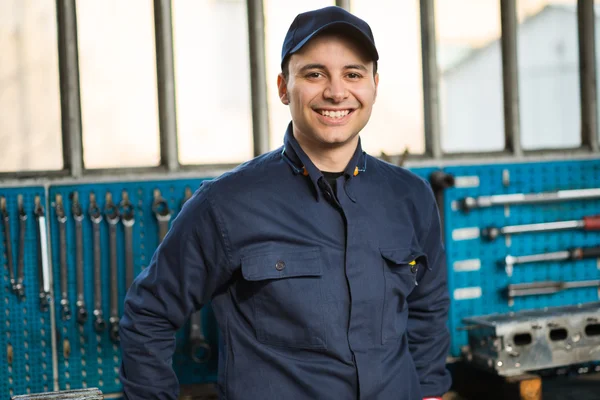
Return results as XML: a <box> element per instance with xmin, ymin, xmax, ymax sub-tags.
<box><xmin>281</xmin><ymin>6</ymin><xmax>379</xmax><ymax>68</ymax></box>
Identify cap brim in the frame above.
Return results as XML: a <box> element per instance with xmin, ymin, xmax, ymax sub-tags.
<box><xmin>288</xmin><ymin>21</ymin><xmax>379</xmax><ymax>62</ymax></box>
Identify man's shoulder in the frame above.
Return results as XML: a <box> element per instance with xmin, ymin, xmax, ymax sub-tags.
<box><xmin>202</xmin><ymin>148</ymin><xmax>283</xmax><ymax>194</ymax></box>
<box><xmin>367</xmin><ymin>155</ymin><xmax>433</xmax><ymax>198</ymax></box>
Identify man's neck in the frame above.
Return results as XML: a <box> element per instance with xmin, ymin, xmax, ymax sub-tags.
<box><xmin>293</xmin><ymin>132</ymin><xmax>358</xmax><ymax>173</ymax></box>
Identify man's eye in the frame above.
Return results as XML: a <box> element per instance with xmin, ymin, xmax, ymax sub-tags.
<box><xmin>306</xmin><ymin>72</ymin><xmax>322</xmax><ymax>78</ymax></box>
<box><xmin>347</xmin><ymin>73</ymin><xmax>361</xmax><ymax>79</ymax></box>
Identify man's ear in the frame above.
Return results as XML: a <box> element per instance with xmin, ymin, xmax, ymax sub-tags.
<box><xmin>277</xmin><ymin>73</ymin><xmax>289</xmax><ymax>105</ymax></box>
<box><xmin>373</xmin><ymin>73</ymin><xmax>379</xmax><ymax>103</ymax></box>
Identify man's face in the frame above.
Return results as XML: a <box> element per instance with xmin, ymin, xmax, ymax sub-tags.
<box><xmin>278</xmin><ymin>33</ymin><xmax>379</xmax><ymax>150</ymax></box>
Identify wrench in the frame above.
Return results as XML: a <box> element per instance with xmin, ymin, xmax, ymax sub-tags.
<box><xmin>152</xmin><ymin>189</ymin><xmax>171</xmax><ymax>243</ymax></box>
<box><xmin>104</xmin><ymin>192</ymin><xmax>120</xmax><ymax>343</ymax></box>
<box><xmin>188</xmin><ymin>309</ymin><xmax>211</xmax><ymax>363</ymax></box>
<box><xmin>89</xmin><ymin>193</ymin><xmax>105</xmax><ymax>332</ymax></box>
<box><xmin>71</xmin><ymin>192</ymin><xmax>88</xmax><ymax>325</ymax></box>
<box><xmin>15</xmin><ymin>196</ymin><xmax>26</xmax><ymax>299</ymax></box>
<box><xmin>507</xmin><ymin>279</ymin><xmax>600</xmax><ymax>298</ymax></box>
<box><xmin>55</xmin><ymin>194</ymin><xmax>71</xmax><ymax>321</ymax></box>
<box><xmin>120</xmin><ymin>191</ymin><xmax>135</xmax><ymax>289</ymax></box>
<box><xmin>482</xmin><ymin>215</ymin><xmax>600</xmax><ymax>241</ymax></box>
<box><xmin>0</xmin><ymin>197</ymin><xmax>16</xmax><ymax>294</ymax></box>
<box><xmin>180</xmin><ymin>187</ymin><xmax>211</xmax><ymax>363</ymax></box>
<box><xmin>34</xmin><ymin>196</ymin><xmax>51</xmax><ymax>312</ymax></box>
<box><xmin>504</xmin><ymin>245</ymin><xmax>600</xmax><ymax>276</ymax></box>
<box><xmin>459</xmin><ymin>187</ymin><xmax>600</xmax><ymax>211</ymax></box>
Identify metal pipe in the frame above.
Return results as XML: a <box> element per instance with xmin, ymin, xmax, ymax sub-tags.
<box><xmin>247</xmin><ymin>0</ymin><xmax>270</xmax><ymax>157</ymax></box>
<box><xmin>500</xmin><ymin>0</ymin><xmax>522</xmax><ymax>156</ymax></box>
<box><xmin>335</xmin><ymin>0</ymin><xmax>351</xmax><ymax>10</ymax></box>
<box><xmin>578</xmin><ymin>0</ymin><xmax>599</xmax><ymax>152</ymax></box>
<box><xmin>56</xmin><ymin>0</ymin><xmax>84</xmax><ymax>177</ymax></box>
<box><xmin>420</xmin><ymin>0</ymin><xmax>442</xmax><ymax>159</ymax></box>
<box><xmin>154</xmin><ymin>0</ymin><xmax>180</xmax><ymax>172</ymax></box>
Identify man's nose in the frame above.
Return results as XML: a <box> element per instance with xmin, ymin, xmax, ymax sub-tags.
<box><xmin>323</xmin><ymin>78</ymin><xmax>348</xmax><ymax>102</ymax></box>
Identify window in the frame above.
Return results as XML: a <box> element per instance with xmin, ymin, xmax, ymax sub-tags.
<box><xmin>436</xmin><ymin>0</ymin><xmax>505</xmax><ymax>153</ymax></box>
<box><xmin>173</xmin><ymin>0</ymin><xmax>253</xmax><ymax>165</ymax></box>
<box><xmin>352</xmin><ymin>0</ymin><xmax>425</xmax><ymax>156</ymax></box>
<box><xmin>517</xmin><ymin>0</ymin><xmax>581</xmax><ymax>150</ymax></box>
<box><xmin>264</xmin><ymin>0</ymin><xmax>334</xmax><ymax>149</ymax></box>
<box><xmin>0</xmin><ymin>0</ymin><xmax>62</xmax><ymax>172</ymax></box>
<box><xmin>77</xmin><ymin>0</ymin><xmax>160</xmax><ymax>169</ymax></box>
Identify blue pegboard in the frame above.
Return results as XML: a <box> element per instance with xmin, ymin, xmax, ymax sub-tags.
<box><xmin>0</xmin><ymin>187</ymin><xmax>53</xmax><ymax>397</ymax></box>
<box><xmin>442</xmin><ymin>159</ymin><xmax>600</xmax><ymax>357</ymax></box>
<box><xmin>48</xmin><ymin>178</ymin><xmax>218</xmax><ymax>395</ymax></box>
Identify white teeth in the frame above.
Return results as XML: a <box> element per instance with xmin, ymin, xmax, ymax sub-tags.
<box><xmin>320</xmin><ymin>110</ymin><xmax>350</xmax><ymax>118</ymax></box>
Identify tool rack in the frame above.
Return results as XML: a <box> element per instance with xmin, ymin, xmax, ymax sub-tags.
<box><xmin>1</xmin><ymin>158</ymin><xmax>600</xmax><ymax>397</ymax></box>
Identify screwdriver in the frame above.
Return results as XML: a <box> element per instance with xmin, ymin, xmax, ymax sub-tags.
<box><xmin>482</xmin><ymin>215</ymin><xmax>600</xmax><ymax>241</ymax></box>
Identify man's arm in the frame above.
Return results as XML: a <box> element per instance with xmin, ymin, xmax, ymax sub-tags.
<box><xmin>119</xmin><ymin>184</ymin><xmax>231</xmax><ymax>399</ymax></box>
<box><xmin>406</xmin><ymin>186</ymin><xmax>452</xmax><ymax>399</ymax></box>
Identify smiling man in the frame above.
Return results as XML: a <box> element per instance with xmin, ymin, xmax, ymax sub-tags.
<box><xmin>120</xmin><ymin>6</ymin><xmax>451</xmax><ymax>400</ymax></box>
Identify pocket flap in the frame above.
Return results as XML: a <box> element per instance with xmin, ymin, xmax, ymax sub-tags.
<box><xmin>241</xmin><ymin>249</ymin><xmax>322</xmax><ymax>281</ymax></box>
<box><xmin>379</xmin><ymin>247</ymin><xmax>423</xmax><ymax>266</ymax></box>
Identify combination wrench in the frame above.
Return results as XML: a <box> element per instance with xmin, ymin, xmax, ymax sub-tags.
<box><xmin>34</xmin><ymin>196</ymin><xmax>51</xmax><ymax>311</ymax></box>
<box><xmin>55</xmin><ymin>194</ymin><xmax>71</xmax><ymax>321</ymax></box>
<box><xmin>89</xmin><ymin>193</ymin><xmax>106</xmax><ymax>332</ymax></box>
<box><xmin>15</xmin><ymin>196</ymin><xmax>26</xmax><ymax>299</ymax></box>
<box><xmin>189</xmin><ymin>310</ymin><xmax>212</xmax><ymax>363</ymax></box>
<box><xmin>181</xmin><ymin>187</ymin><xmax>212</xmax><ymax>363</ymax></box>
<box><xmin>0</xmin><ymin>197</ymin><xmax>16</xmax><ymax>295</ymax></box>
<box><xmin>120</xmin><ymin>191</ymin><xmax>135</xmax><ymax>289</ymax></box>
<box><xmin>152</xmin><ymin>189</ymin><xmax>171</xmax><ymax>243</ymax></box>
<box><xmin>105</xmin><ymin>193</ymin><xmax>121</xmax><ymax>343</ymax></box>
<box><xmin>72</xmin><ymin>192</ymin><xmax>88</xmax><ymax>324</ymax></box>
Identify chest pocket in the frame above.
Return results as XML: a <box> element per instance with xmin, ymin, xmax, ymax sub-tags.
<box><xmin>380</xmin><ymin>246</ymin><xmax>426</xmax><ymax>343</ymax></box>
<box><xmin>241</xmin><ymin>248</ymin><xmax>327</xmax><ymax>350</ymax></box>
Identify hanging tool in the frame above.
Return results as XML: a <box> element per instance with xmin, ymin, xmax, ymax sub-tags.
<box><xmin>504</xmin><ymin>245</ymin><xmax>600</xmax><ymax>276</ymax></box>
<box><xmin>120</xmin><ymin>191</ymin><xmax>135</xmax><ymax>289</ymax></box>
<box><xmin>0</xmin><ymin>196</ymin><xmax>16</xmax><ymax>294</ymax></box>
<box><xmin>482</xmin><ymin>215</ymin><xmax>600</xmax><ymax>241</ymax></box>
<box><xmin>458</xmin><ymin>187</ymin><xmax>600</xmax><ymax>212</ymax></box>
<box><xmin>188</xmin><ymin>309</ymin><xmax>212</xmax><ymax>363</ymax></box>
<box><xmin>15</xmin><ymin>196</ymin><xmax>26</xmax><ymax>299</ymax></box>
<box><xmin>34</xmin><ymin>196</ymin><xmax>51</xmax><ymax>311</ymax></box>
<box><xmin>506</xmin><ymin>279</ymin><xmax>600</xmax><ymax>298</ymax></box>
<box><xmin>429</xmin><ymin>171</ymin><xmax>455</xmax><ymax>244</ymax></box>
<box><xmin>180</xmin><ymin>186</ymin><xmax>212</xmax><ymax>363</ymax></box>
<box><xmin>72</xmin><ymin>192</ymin><xmax>87</xmax><ymax>325</ymax></box>
<box><xmin>55</xmin><ymin>194</ymin><xmax>71</xmax><ymax>321</ymax></box>
<box><xmin>89</xmin><ymin>193</ymin><xmax>105</xmax><ymax>332</ymax></box>
<box><xmin>152</xmin><ymin>189</ymin><xmax>171</xmax><ymax>243</ymax></box>
<box><xmin>105</xmin><ymin>192</ymin><xmax>121</xmax><ymax>343</ymax></box>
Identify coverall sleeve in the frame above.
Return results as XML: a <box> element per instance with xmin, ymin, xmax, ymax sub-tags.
<box><xmin>406</xmin><ymin>187</ymin><xmax>452</xmax><ymax>398</ymax></box>
<box><xmin>119</xmin><ymin>184</ymin><xmax>231</xmax><ymax>399</ymax></box>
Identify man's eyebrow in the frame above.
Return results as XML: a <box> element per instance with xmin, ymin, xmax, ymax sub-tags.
<box><xmin>298</xmin><ymin>63</ymin><xmax>369</xmax><ymax>73</ymax></box>
<box><xmin>344</xmin><ymin>64</ymin><xmax>368</xmax><ymax>72</ymax></box>
<box><xmin>298</xmin><ymin>63</ymin><xmax>326</xmax><ymax>73</ymax></box>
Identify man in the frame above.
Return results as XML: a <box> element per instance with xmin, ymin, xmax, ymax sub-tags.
<box><xmin>120</xmin><ymin>6</ymin><xmax>451</xmax><ymax>400</ymax></box>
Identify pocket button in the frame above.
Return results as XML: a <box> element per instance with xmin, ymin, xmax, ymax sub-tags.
<box><xmin>275</xmin><ymin>260</ymin><xmax>286</xmax><ymax>271</ymax></box>
<box><xmin>410</xmin><ymin>264</ymin><xmax>418</xmax><ymax>274</ymax></box>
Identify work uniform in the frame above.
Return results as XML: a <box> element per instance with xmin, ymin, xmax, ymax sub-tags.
<box><xmin>119</xmin><ymin>122</ymin><xmax>452</xmax><ymax>399</ymax></box>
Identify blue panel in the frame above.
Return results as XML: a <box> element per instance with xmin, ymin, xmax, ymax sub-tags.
<box><xmin>48</xmin><ymin>178</ymin><xmax>218</xmax><ymax>395</ymax></box>
<box><xmin>0</xmin><ymin>186</ymin><xmax>53</xmax><ymax>397</ymax></box>
<box><xmin>442</xmin><ymin>159</ymin><xmax>600</xmax><ymax>357</ymax></box>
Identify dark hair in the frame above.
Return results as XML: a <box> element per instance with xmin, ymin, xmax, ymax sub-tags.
<box><xmin>281</xmin><ymin>57</ymin><xmax>378</xmax><ymax>80</ymax></box>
